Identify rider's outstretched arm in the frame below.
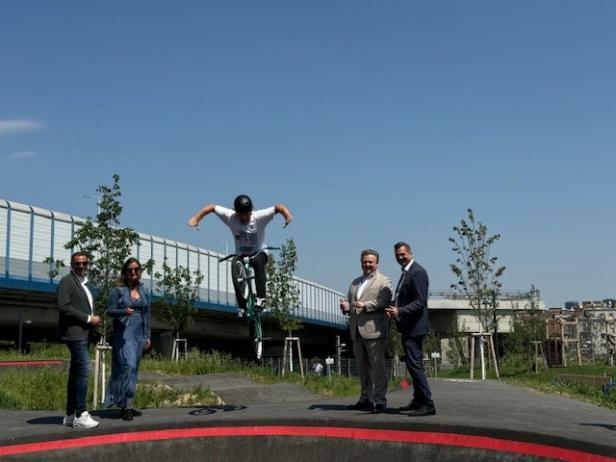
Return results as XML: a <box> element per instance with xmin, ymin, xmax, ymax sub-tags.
<box><xmin>188</xmin><ymin>203</ymin><xmax>216</xmax><ymax>227</ymax></box>
<box><xmin>275</xmin><ymin>204</ymin><xmax>294</xmax><ymax>226</ymax></box>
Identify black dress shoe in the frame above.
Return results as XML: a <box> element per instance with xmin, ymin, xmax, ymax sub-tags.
<box><xmin>408</xmin><ymin>404</ymin><xmax>436</xmax><ymax>417</ymax></box>
<box><xmin>348</xmin><ymin>401</ymin><xmax>373</xmax><ymax>411</ymax></box>
<box><xmin>372</xmin><ymin>404</ymin><xmax>387</xmax><ymax>414</ymax></box>
<box><xmin>129</xmin><ymin>408</ymin><xmax>142</xmax><ymax>417</ymax></box>
<box><xmin>398</xmin><ymin>401</ymin><xmax>421</xmax><ymax>412</ymax></box>
<box><xmin>121</xmin><ymin>408</ymin><xmax>133</xmax><ymax>421</ymax></box>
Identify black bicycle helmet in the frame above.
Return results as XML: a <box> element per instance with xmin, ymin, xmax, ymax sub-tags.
<box><xmin>233</xmin><ymin>194</ymin><xmax>253</xmax><ymax>212</ymax></box>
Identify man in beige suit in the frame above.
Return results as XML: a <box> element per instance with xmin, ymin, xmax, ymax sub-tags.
<box><xmin>340</xmin><ymin>249</ymin><xmax>392</xmax><ymax>413</ymax></box>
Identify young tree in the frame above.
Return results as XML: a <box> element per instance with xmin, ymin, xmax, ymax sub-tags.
<box><xmin>45</xmin><ymin>174</ymin><xmax>143</xmax><ymax>336</ymax></box>
<box><xmin>266</xmin><ymin>239</ymin><xmax>302</xmax><ymax>337</ymax></box>
<box><xmin>449</xmin><ymin>209</ymin><xmax>506</xmax><ymax>333</ymax></box>
<box><xmin>153</xmin><ymin>262</ymin><xmax>204</xmax><ymax>338</ymax></box>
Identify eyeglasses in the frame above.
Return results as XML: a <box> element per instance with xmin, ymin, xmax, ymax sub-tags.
<box><xmin>127</xmin><ymin>267</ymin><xmax>141</xmax><ymax>274</ymax></box>
<box><xmin>72</xmin><ymin>262</ymin><xmax>89</xmax><ymax>267</ymax></box>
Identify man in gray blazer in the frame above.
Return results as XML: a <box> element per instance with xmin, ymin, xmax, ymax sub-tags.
<box><xmin>57</xmin><ymin>251</ymin><xmax>101</xmax><ymax>429</ymax></box>
<box><xmin>340</xmin><ymin>249</ymin><xmax>392</xmax><ymax>413</ymax></box>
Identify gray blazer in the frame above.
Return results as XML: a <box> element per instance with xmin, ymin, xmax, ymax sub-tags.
<box><xmin>347</xmin><ymin>270</ymin><xmax>392</xmax><ymax>340</ymax></box>
<box><xmin>57</xmin><ymin>272</ymin><xmax>93</xmax><ymax>342</ymax></box>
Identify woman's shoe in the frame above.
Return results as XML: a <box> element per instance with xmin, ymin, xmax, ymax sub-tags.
<box><xmin>121</xmin><ymin>408</ymin><xmax>133</xmax><ymax>421</ymax></box>
<box><xmin>129</xmin><ymin>408</ymin><xmax>143</xmax><ymax>417</ymax></box>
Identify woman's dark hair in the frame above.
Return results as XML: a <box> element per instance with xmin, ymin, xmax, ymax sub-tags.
<box><xmin>119</xmin><ymin>257</ymin><xmax>142</xmax><ymax>287</ymax></box>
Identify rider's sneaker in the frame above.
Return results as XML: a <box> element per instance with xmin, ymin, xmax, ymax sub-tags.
<box><xmin>255</xmin><ymin>298</ymin><xmax>269</xmax><ymax>313</ymax></box>
<box><xmin>235</xmin><ymin>308</ymin><xmax>245</xmax><ymax>320</ymax></box>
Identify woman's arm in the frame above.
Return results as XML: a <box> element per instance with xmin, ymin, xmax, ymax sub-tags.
<box><xmin>144</xmin><ymin>290</ymin><xmax>151</xmax><ymax>341</ymax></box>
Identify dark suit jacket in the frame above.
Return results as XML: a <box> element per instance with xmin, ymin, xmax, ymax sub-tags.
<box><xmin>57</xmin><ymin>272</ymin><xmax>93</xmax><ymax>342</ymax></box>
<box><xmin>395</xmin><ymin>261</ymin><xmax>430</xmax><ymax>337</ymax></box>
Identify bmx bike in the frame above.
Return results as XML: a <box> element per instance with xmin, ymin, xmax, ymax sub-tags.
<box><xmin>219</xmin><ymin>247</ymin><xmax>279</xmax><ymax>361</ymax></box>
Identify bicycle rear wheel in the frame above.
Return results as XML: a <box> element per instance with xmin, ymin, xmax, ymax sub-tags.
<box><xmin>249</xmin><ymin>314</ymin><xmax>264</xmax><ymax>362</ymax></box>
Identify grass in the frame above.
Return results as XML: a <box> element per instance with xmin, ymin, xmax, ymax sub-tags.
<box><xmin>0</xmin><ymin>368</ymin><xmax>67</xmax><ymax>410</ymax></box>
<box><xmin>8</xmin><ymin>344</ymin><xmax>613</xmax><ymax>411</ymax></box>
<box><xmin>0</xmin><ymin>342</ymin><xmax>69</xmax><ymax>360</ymax></box>
<box><xmin>0</xmin><ymin>345</ymin><xmax>359</xmax><ymax>410</ymax></box>
<box><xmin>0</xmin><ymin>367</ymin><xmax>219</xmax><ymax>411</ymax></box>
<box><xmin>439</xmin><ymin>356</ymin><xmax>616</xmax><ymax>410</ymax></box>
<box><xmin>142</xmin><ymin>349</ymin><xmax>361</xmax><ymax>397</ymax></box>
<box><xmin>133</xmin><ymin>384</ymin><xmax>218</xmax><ymax>409</ymax></box>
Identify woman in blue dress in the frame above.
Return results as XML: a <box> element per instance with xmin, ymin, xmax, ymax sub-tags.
<box><xmin>105</xmin><ymin>257</ymin><xmax>151</xmax><ymax>420</ymax></box>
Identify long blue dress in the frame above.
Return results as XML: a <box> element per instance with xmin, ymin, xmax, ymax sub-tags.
<box><xmin>105</xmin><ymin>284</ymin><xmax>151</xmax><ymax>409</ymax></box>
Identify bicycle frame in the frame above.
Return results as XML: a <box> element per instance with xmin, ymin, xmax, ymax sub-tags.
<box><xmin>219</xmin><ymin>247</ymin><xmax>279</xmax><ymax>361</ymax></box>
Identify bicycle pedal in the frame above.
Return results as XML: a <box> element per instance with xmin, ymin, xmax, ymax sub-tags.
<box><xmin>262</xmin><ymin>337</ymin><xmax>272</xmax><ymax>341</ymax></box>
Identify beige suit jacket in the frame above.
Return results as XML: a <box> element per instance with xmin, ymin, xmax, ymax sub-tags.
<box><xmin>347</xmin><ymin>270</ymin><xmax>392</xmax><ymax>340</ymax></box>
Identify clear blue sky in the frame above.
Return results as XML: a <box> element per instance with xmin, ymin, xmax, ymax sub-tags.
<box><xmin>1</xmin><ymin>1</ymin><xmax>615</xmax><ymax>307</ymax></box>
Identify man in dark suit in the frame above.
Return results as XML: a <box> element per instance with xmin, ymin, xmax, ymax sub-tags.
<box><xmin>57</xmin><ymin>251</ymin><xmax>101</xmax><ymax>429</ymax></box>
<box><xmin>385</xmin><ymin>242</ymin><xmax>436</xmax><ymax>417</ymax></box>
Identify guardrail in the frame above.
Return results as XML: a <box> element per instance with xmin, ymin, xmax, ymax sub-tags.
<box><xmin>0</xmin><ymin>199</ymin><xmax>347</xmax><ymax>329</ymax></box>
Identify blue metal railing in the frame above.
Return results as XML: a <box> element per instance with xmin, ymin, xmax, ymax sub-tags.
<box><xmin>0</xmin><ymin>199</ymin><xmax>347</xmax><ymax>329</ymax></box>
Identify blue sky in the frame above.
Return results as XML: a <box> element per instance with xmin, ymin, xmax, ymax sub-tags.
<box><xmin>1</xmin><ymin>1</ymin><xmax>615</xmax><ymax>307</ymax></box>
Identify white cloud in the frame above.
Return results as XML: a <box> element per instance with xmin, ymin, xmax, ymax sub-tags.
<box><xmin>0</xmin><ymin>119</ymin><xmax>45</xmax><ymax>138</ymax></box>
<box><xmin>5</xmin><ymin>151</ymin><xmax>38</xmax><ymax>161</ymax></box>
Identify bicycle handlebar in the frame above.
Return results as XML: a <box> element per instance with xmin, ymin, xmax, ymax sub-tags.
<box><xmin>218</xmin><ymin>247</ymin><xmax>281</xmax><ymax>263</ymax></box>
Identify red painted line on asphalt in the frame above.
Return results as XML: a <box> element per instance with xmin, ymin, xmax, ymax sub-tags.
<box><xmin>0</xmin><ymin>360</ymin><xmax>63</xmax><ymax>367</ymax></box>
<box><xmin>0</xmin><ymin>426</ymin><xmax>613</xmax><ymax>461</ymax></box>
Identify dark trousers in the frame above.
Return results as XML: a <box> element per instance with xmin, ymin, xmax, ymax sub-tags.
<box><xmin>65</xmin><ymin>340</ymin><xmax>90</xmax><ymax>417</ymax></box>
<box><xmin>232</xmin><ymin>252</ymin><xmax>269</xmax><ymax>308</ymax></box>
<box><xmin>402</xmin><ymin>334</ymin><xmax>433</xmax><ymax>405</ymax></box>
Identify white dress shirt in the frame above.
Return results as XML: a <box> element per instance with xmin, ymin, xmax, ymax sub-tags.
<box><xmin>395</xmin><ymin>259</ymin><xmax>414</xmax><ymax>304</ymax></box>
<box><xmin>74</xmin><ymin>271</ymin><xmax>94</xmax><ymax>323</ymax></box>
<box><xmin>356</xmin><ymin>273</ymin><xmax>374</xmax><ymax>300</ymax></box>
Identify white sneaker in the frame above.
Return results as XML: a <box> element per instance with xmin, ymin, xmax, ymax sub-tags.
<box><xmin>73</xmin><ymin>411</ymin><xmax>99</xmax><ymax>429</ymax></box>
<box><xmin>62</xmin><ymin>414</ymin><xmax>75</xmax><ymax>427</ymax></box>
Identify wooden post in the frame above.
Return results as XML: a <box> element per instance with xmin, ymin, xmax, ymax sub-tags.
<box><xmin>296</xmin><ymin>338</ymin><xmax>304</xmax><ymax>378</ymax></box>
<box><xmin>530</xmin><ymin>341</ymin><xmax>546</xmax><ymax>374</ymax></box>
<box><xmin>281</xmin><ymin>339</ymin><xmax>288</xmax><ymax>376</ymax></box>
<box><xmin>281</xmin><ymin>337</ymin><xmax>304</xmax><ymax>378</ymax></box>
<box><xmin>172</xmin><ymin>338</ymin><xmax>188</xmax><ymax>362</ymax></box>
<box><xmin>488</xmin><ymin>334</ymin><xmax>499</xmax><ymax>379</ymax></box>
<box><xmin>92</xmin><ymin>343</ymin><xmax>112</xmax><ymax>409</ymax></box>
<box><xmin>93</xmin><ymin>347</ymin><xmax>100</xmax><ymax>408</ymax></box>
<box><xmin>469</xmin><ymin>335</ymin><xmax>475</xmax><ymax>380</ymax></box>
<box><xmin>479</xmin><ymin>334</ymin><xmax>486</xmax><ymax>380</ymax></box>
<box><xmin>561</xmin><ymin>320</ymin><xmax>567</xmax><ymax>367</ymax></box>
<box><xmin>470</xmin><ymin>333</ymin><xmax>494</xmax><ymax>380</ymax></box>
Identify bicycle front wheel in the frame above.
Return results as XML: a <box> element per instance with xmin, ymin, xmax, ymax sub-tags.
<box><xmin>249</xmin><ymin>315</ymin><xmax>264</xmax><ymax>362</ymax></box>
<box><xmin>232</xmin><ymin>259</ymin><xmax>250</xmax><ymax>302</ymax></box>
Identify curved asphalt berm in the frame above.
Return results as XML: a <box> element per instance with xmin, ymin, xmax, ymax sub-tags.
<box><xmin>1</xmin><ymin>378</ymin><xmax>615</xmax><ymax>461</ymax></box>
